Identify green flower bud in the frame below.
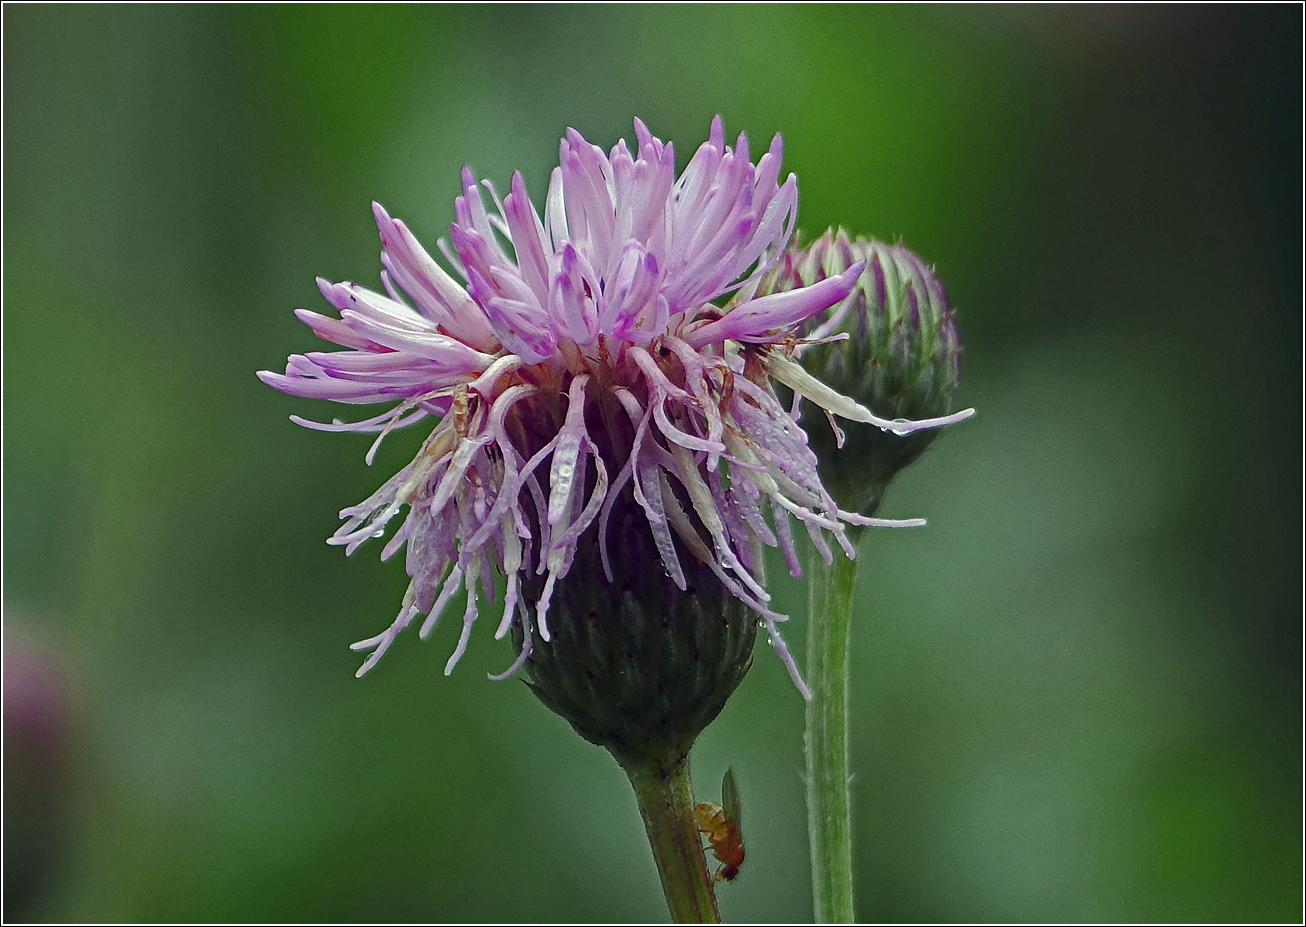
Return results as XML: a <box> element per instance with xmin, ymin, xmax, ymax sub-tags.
<box><xmin>760</xmin><ymin>229</ymin><xmax>964</xmax><ymax>515</ymax></box>
<box><xmin>513</xmin><ymin>492</ymin><xmax>757</xmax><ymax>769</ymax></box>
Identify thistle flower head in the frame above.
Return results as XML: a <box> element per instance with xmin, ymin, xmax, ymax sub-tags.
<box><xmin>259</xmin><ymin>118</ymin><xmax>956</xmax><ymax>698</ymax></box>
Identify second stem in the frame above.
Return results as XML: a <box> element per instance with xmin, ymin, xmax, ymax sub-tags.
<box><xmin>804</xmin><ymin>546</ymin><xmax>860</xmax><ymax>923</ymax></box>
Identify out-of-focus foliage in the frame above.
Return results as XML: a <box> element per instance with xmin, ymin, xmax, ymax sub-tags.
<box><xmin>4</xmin><ymin>6</ymin><xmax>1299</xmax><ymax>923</ymax></box>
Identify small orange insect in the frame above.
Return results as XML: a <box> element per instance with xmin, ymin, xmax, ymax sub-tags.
<box><xmin>695</xmin><ymin>767</ymin><xmax>745</xmax><ymax>883</ymax></box>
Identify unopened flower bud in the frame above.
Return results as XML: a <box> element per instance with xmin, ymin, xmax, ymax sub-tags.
<box><xmin>760</xmin><ymin>229</ymin><xmax>964</xmax><ymax>514</ymax></box>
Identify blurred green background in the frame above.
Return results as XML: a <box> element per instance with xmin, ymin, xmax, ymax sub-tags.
<box><xmin>4</xmin><ymin>5</ymin><xmax>1300</xmax><ymax>923</ymax></box>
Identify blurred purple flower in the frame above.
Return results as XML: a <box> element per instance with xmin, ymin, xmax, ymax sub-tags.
<box><xmin>4</xmin><ymin>634</ymin><xmax>72</xmax><ymax>915</ymax></box>
<box><xmin>260</xmin><ymin>117</ymin><xmax>961</xmax><ymax>693</ymax></box>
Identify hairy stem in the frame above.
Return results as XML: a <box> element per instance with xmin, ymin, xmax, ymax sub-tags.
<box><xmin>621</xmin><ymin>748</ymin><xmax>721</xmax><ymax>924</ymax></box>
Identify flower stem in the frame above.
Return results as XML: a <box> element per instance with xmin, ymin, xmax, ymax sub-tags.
<box><xmin>804</xmin><ymin>547</ymin><xmax>861</xmax><ymax>923</ymax></box>
<box><xmin>620</xmin><ymin>748</ymin><xmax>721</xmax><ymax>924</ymax></box>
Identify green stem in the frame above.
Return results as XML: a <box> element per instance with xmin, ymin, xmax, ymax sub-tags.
<box><xmin>804</xmin><ymin>547</ymin><xmax>860</xmax><ymax>923</ymax></box>
<box><xmin>621</xmin><ymin>748</ymin><xmax>721</xmax><ymax>924</ymax></box>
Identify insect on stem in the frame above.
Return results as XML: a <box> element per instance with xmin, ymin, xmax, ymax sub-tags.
<box><xmin>694</xmin><ymin>767</ymin><xmax>745</xmax><ymax>883</ymax></box>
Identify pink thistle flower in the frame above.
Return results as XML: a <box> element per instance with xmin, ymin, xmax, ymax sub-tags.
<box><xmin>259</xmin><ymin>117</ymin><xmax>963</xmax><ymax>695</ymax></box>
